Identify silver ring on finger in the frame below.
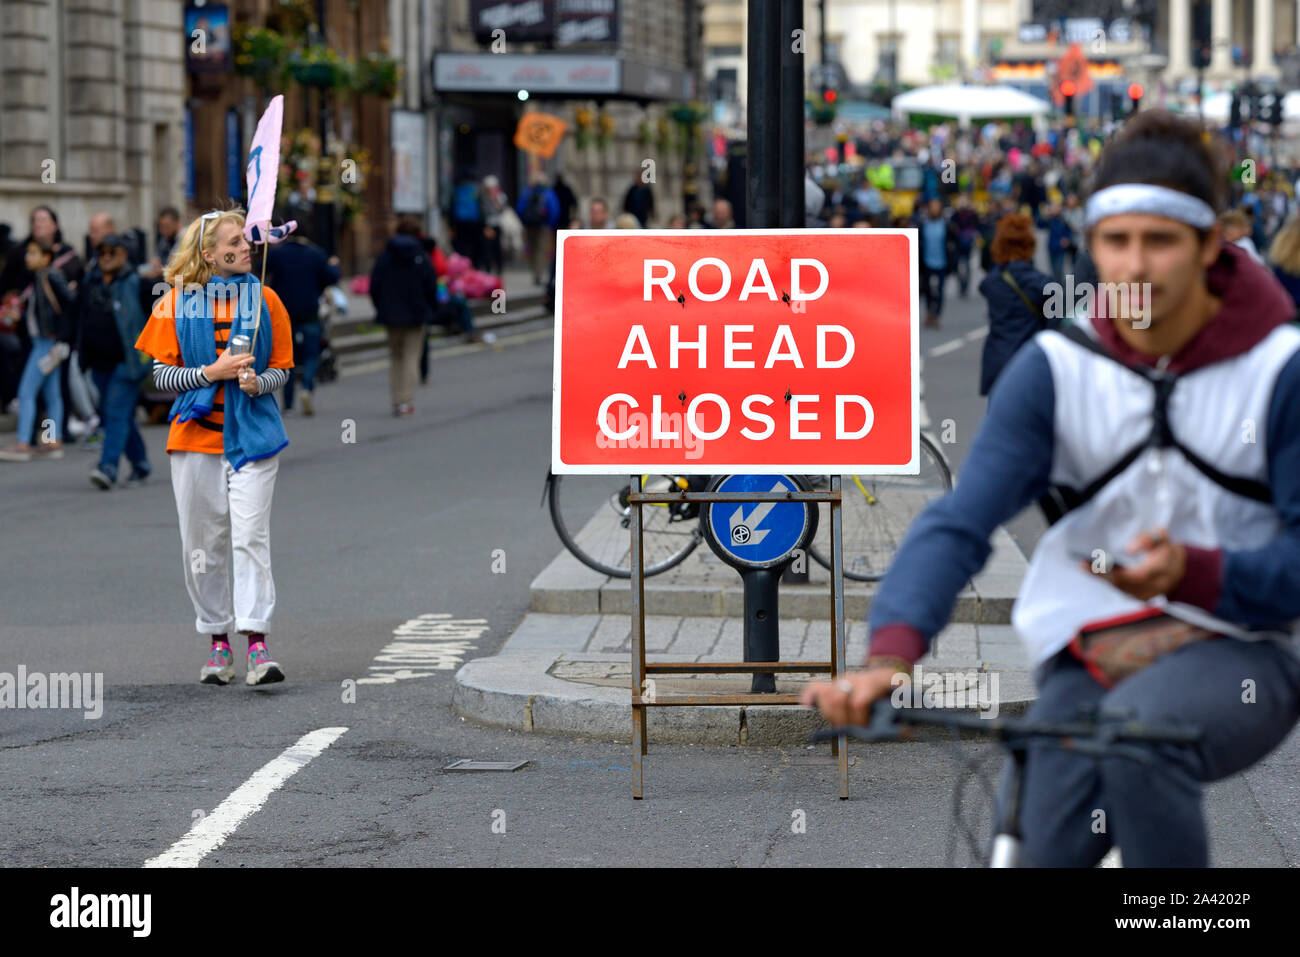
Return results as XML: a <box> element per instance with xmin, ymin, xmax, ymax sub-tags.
<box><xmin>837</xmin><ymin>680</ymin><xmax>854</xmax><ymax>694</ymax></box>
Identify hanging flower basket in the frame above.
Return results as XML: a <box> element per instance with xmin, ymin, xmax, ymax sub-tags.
<box><xmin>353</xmin><ymin>52</ymin><xmax>400</xmax><ymax>99</ymax></box>
<box><xmin>290</xmin><ymin>45</ymin><xmax>353</xmax><ymax>90</ymax></box>
<box><xmin>233</xmin><ymin>26</ymin><xmax>290</xmax><ymax>90</ymax></box>
<box><xmin>669</xmin><ymin>101</ymin><xmax>709</xmax><ymax>126</ymax></box>
<box><xmin>596</xmin><ymin>112</ymin><xmax>615</xmax><ymax>150</ymax></box>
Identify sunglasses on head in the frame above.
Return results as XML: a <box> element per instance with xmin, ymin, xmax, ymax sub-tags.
<box><xmin>196</xmin><ymin>210</ymin><xmax>221</xmax><ymax>250</ymax></box>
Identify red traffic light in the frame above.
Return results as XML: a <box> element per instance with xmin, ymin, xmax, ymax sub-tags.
<box><xmin>823</xmin><ymin>89</ymin><xmax>837</xmax><ymax>103</ymax></box>
<box><xmin>1128</xmin><ymin>83</ymin><xmax>1144</xmax><ymax>100</ymax></box>
<box><xmin>1060</xmin><ymin>80</ymin><xmax>1077</xmax><ymax>97</ymax></box>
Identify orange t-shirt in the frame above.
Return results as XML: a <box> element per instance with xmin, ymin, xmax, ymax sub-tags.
<box><xmin>135</xmin><ymin>285</ymin><xmax>294</xmax><ymax>455</ymax></box>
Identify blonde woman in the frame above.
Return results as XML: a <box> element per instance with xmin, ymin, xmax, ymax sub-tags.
<box><xmin>135</xmin><ymin>209</ymin><xmax>294</xmax><ymax>685</ymax></box>
<box><xmin>1268</xmin><ymin>215</ymin><xmax>1300</xmax><ymax>315</ymax></box>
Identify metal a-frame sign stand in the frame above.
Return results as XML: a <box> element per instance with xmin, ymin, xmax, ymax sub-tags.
<box><xmin>627</xmin><ymin>476</ymin><xmax>849</xmax><ymax>798</ymax></box>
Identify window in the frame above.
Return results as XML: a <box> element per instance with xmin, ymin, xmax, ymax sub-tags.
<box><xmin>937</xmin><ymin>34</ymin><xmax>960</xmax><ymax>67</ymax></box>
<box><xmin>877</xmin><ymin>34</ymin><xmax>900</xmax><ymax>82</ymax></box>
<box><xmin>713</xmin><ymin>68</ymin><xmax>738</xmax><ymax>103</ymax></box>
<box><xmin>708</xmin><ymin>45</ymin><xmax>742</xmax><ymax>59</ymax></box>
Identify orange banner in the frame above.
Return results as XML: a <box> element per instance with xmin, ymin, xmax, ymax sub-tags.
<box><xmin>514</xmin><ymin>112</ymin><xmax>568</xmax><ymax>158</ymax></box>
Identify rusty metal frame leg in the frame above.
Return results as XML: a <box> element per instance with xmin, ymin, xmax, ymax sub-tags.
<box><xmin>831</xmin><ymin>475</ymin><xmax>849</xmax><ymax>799</ymax></box>
<box><xmin>630</xmin><ymin>474</ymin><xmax>646</xmax><ymax>799</ymax></box>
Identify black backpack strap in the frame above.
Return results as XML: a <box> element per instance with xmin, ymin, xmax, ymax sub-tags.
<box><xmin>1039</xmin><ymin>324</ymin><xmax>1272</xmax><ymax>522</ymax></box>
<box><xmin>1172</xmin><ymin>439</ymin><xmax>1272</xmax><ymax>503</ymax></box>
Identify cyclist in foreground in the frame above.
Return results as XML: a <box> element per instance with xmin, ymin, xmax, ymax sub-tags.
<box><xmin>803</xmin><ymin>110</ymin><xmax>1300</xmax><ymax>866</ymax></box>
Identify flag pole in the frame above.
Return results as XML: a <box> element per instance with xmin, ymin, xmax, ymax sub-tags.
<box><xmin>250</xmin><ymin>237</ymin><xmax>269</xmax><ymax>356</ymax></box>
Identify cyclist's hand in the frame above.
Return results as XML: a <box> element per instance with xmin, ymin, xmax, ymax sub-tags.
<box><xmin>801</xmin><ymin>666</ymin><xmax>902</xmax><ymax>726</ymax></box>
<box><xmin>1083</xmin><ymin>526</ymin><xmax>1187</xmax><ymax>601</ymax></box>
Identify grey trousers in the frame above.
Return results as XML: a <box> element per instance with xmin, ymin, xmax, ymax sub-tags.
<box><xmin>386</xmin><ymin>325</ymin><xmax>425</xmax><ymax>407</ymax></box>
<box><xmin>993</xmin><ymin>637</ymin><xmax>1300</xmax><ymax>867</ymax></box>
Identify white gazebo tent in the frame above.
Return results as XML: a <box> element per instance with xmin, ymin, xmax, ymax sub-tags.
<box><xmin>891</xmin><ymin>84</ymin><xmax>1053</xmax><ymax>129</ymax></box>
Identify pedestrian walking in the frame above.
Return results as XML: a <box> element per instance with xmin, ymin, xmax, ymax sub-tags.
<box><xmin>0</xmin><ymin>239</ymin><xmax>77</xmax><ymax>461</ymax></box>
<box><xmin>134</xmin><ymin>208</ymin><xmax>294</xmax><ymax>686</ymax></box>
<box><xmin>266</xmin><ymin>231</ymin><xmax>340</xmax><ymax>416</ymax></box>
<box><xmin>369</xmin><ymin>214</ymin><xmax>438</xmax><ymax>416</ymax></box>
<box><xmin>76</xmin><ymin>233</ymin><xmax>152</xmax><ymax>487</ymax></box>
<box><xmin>0</xmin><ymin>206</ymin><xmax>83</xmax><ymax>444</ymax></box>
<box><xmin>479</xmin><ymin>175</ymin><xmax>509</xmax><ymax>274</ymax></box>
<box><xmin>449</xmin><ymin>169</ymin><xmax>484</xmax><ymax>267</ymax></box>
<box><xmin>977</xmin><ymin>214</ymin><xmax>1052</xmax><ymax>396</ymax></box>
<box><xmin>1039</xmin><ymin>202</ymin><xmax>1075</xmax><ymax>285</ymax></box>
<box><xmin>951</xmin><ymin>196</ymin><xmax>980</xmax><ymax>296</ymax></box>
<box><xmin>552</xmin><ymin>174</ymin><xmax>578</xmax><ymax>230</ymax></box>
<box><xmin>914</xmin><ymin>197</ymin><xmax>959</xmax><ymax>328</ymax></box>
<box><xmin>516</xmin><ymin>173</ymin><xmax>561</xmax><ymax>283</ymax></box>
<box><xmin>622</xmin><ymin>174</ymin><xmax>655</xmax><ymax>227</ymax></box>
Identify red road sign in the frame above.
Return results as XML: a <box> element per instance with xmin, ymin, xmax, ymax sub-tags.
<box><xmin>552</xmin><ymin>229</ymin><xmax>919</xmax><ymax>474</ymax></box>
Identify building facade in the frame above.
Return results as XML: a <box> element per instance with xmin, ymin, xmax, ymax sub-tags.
<box><xmin>186</xmin><ymin>0</ymin><xmax>396</xmax><ymax>271</ymax></box>
<box><xmin>430</xmin><ymin>0</ymin><xmax>707</xmax><ymax>230</ymax></box>
<box><xmin>0</xmin><ymin>0</ymin><xmax>186</xmax><ymax>256</ymax></box>
<box><xmin>702</xmin><ymin>1</ymin><xmax>1300</xmax><ymax>126</ymax></box>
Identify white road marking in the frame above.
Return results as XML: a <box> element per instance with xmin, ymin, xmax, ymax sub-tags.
<box><xmin>964</xmin><ymin>326</ymin><xmax>989</xmax><ymax>342</ymax></box>
<box><xmin>926</xmin><ymin>337</ymin><xmax>967</xmax><ymax>357</ymax></box>
<box><xmin>357</xmin><ymin>614</ymin><xmax>490</xmax><ymax>684</ymax></box>
<box><xmin>144</xmin><ymin>727</ymin><xmax>348</xmax><ymax>868</ymax></box>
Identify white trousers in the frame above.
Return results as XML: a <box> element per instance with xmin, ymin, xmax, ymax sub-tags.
<box><xmin>170</xmin><ymin>450</ymin><xmax>279</xmax><ymax>636</ymax></box>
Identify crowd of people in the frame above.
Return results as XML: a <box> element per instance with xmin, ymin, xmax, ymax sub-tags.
<box><xmin>10</xmin><ymin>113</ymin><xmax>1300</xmax><ymax>475</ymax></box>
<box><xmin>0</xmin><ymin>202</ymin><xmax>341</xmax><ymax>477</ymax></box>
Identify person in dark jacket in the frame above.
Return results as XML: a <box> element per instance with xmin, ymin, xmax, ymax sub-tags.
<box><xmin>553</xmin><ymin>174</ymin><xmax>578</xmax><ymax>231</ymax></box>
<box><xmin>977</xmin><ymin>213</ymin><xmax>1052</xmax><ymax>397</ymax></box>
<box><xmin>77</xmin><ymin>233</ymin><xmax>151</xmax><ymax>487</ymax></box>
<box><xmin>0</xmin><ymin>205</ymin><xmax>83</xmax><ymax>300</ymax></box>
<box><xmin>0</xmin><ymin>240</ymin><xmax>77</xmax><ymax>460</ymax></box>
<box><xmin>0</xmin><ymin>206</ymin><xmax>83</xmax><ymax>441</ymax></box>
<box><xmin>369</xmin><ymin>214</ymin><xmax>438</xmax><ymax>416</ymax></box>
<box><xmin>266</xmin><ymin>233</ymin><xmax>340</xmax><ymax>416</ymax></box>
<box><xmin>622</xmin><ymin>175</ymin><xmax>656</xmax><ymax>227</ymax></box>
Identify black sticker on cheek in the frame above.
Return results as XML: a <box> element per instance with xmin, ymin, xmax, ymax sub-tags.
<box><xmin>224</xmin><ymin>253</ymin><xmax>236</xmax><ymax>264</ymax></box>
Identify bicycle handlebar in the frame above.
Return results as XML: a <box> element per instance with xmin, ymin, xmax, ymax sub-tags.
<box><xmin>812</xmin><ymin>698</ymin><xmax>1203</xmax><ymax>751</ymax></box>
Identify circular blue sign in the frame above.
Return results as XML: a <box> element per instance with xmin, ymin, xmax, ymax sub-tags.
<box><xmin>702</xmin><ymin>474</ymin><xmax>817</xmax><ymax>570</ymax></box>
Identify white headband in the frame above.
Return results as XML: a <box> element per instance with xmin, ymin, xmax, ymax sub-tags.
<box><xmin>1085</xmin><ymin>183</ymin><xmax>1217</xmax><ymax>230</ymax></box>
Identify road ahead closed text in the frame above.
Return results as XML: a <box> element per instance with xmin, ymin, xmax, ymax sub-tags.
<box><xmin>552</xmin><ymin>229</ymin><xmax>918</xmax><ymax>473</ymax></box>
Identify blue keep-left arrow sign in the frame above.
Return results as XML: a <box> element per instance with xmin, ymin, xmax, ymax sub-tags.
<box><xmin>706</xmin><ymin>474</ymin><xmax>815</xmax><ymax>569</ymax></box>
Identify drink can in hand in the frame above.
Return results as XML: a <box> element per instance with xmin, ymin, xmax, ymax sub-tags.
<box><xmin>228</xmin><ymin>334</ymin><xmax>252</xmax><ymax>357</ymax></box>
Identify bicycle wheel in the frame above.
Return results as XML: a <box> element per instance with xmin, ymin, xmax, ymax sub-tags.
<box><xmin>548</xmin><ymin>473</ymin><xmax>703</xmax><ymax>578</ymax></box>
<box><xmin>808</xmin><ymin>433</ymin><xmax>954</xmax><ymax>581</ymax></box>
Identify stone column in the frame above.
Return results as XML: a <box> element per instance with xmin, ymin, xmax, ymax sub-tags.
<box><xmin>1167</xmin><ymin>0</ymin><xmax>1192</xmax><ymax>78</ymax></box>
<box><xmin>961</xmin><ymin>0</ymin><xmax>978</xmax><ymax>74</ymax></box>
<box><xmin>1211</xmin><ymin>0</ymin><xmax>1234</xmax><ymax>75</ymax></box>
<box><xmin>1254</xmin><ymin>0</ymin><xmax>1279</xmax><ymax>76</ymax></box>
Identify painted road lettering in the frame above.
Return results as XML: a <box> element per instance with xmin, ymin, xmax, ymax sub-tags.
<box><xmin>357</xmin><ymin>614</ymin><xmax>490</xmax><ymax>684</ymax></box>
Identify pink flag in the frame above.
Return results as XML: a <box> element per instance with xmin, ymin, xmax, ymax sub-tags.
<box><xmin>243</xmin><ymin>95</ymin><xmax>297</xmax><ymax>244</ymax></box>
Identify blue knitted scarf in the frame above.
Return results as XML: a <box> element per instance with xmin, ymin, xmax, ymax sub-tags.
<box><xmin>168</xmin><ymin>273</ymin><xmax>288</xmax><ymax>471</ymax></box>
